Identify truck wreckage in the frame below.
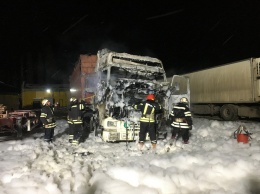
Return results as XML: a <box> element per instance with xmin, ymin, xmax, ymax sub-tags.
<box><xmin>88</xmin><ymin>49</ymin><xmax>189</xmax><ymax>142</ymax></box>
<box><xmin>70</xmin><ymin>49</ymin><xmax>189</xmax><ymax>142</ymax></box>
<box><xmin>0</xmin><ymin>104</ymin><xmax>39</xmax><ymax>138</ymax></box>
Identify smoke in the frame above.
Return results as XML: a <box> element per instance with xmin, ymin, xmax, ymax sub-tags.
<box><xmin>99</xmin><ymin>40</ymin><xmax>129</xmax><ymax>53</ymax></box>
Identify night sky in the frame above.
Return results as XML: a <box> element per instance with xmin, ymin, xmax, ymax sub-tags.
<box><xmin>1</xmin><ymin>0</ymin><xmax>260</xmax><ymax>87</ymax></box>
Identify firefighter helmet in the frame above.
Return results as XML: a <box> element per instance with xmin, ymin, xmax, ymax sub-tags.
<box><xmin>180</xmin><ymin>97</ymin><xmax>188</xmax><ymax>103</ymax></box>
<box><xmin>146</xmin><ymin>94</ymin><xmax>155</xmax><ymax>101</ymax></box>
<box><xmin>70</xmin><ymin>97</ymin><xmax>77</xmax><ymax>102</ymax></box>
<box><xmin>41</xmin><ymin>99</ymin><xmax>49</xmax><ymax>106</ymax></box>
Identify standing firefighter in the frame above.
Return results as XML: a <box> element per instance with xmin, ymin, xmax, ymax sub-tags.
<box><xmin>67</xmin><ymin>97</ymin><xmax>85</xmax><ymax>145</ymax></box>
<box><xmin>134</xmin><ymin>94</ymin><xmax>162</xmax><ymax>151</ymax></box>
<box><xmin>170</xmin><ymin>97</ymin><xmax>193</xmax><ymax>144</ymax></box>
<box><xmin>40</xmin><ymin>99</ymin><xmax>56</xmax><ymax>143</ymax></box>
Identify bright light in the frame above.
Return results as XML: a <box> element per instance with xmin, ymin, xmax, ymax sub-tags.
<box><xmin>70</xmin><ymin>88</ymin><xmax>77</xmax><ymax>92</ymax></box>
<box><xmin>46</xmin><ymin>89</ymin><xmax>51</xmax><ymax>93</ymax></box>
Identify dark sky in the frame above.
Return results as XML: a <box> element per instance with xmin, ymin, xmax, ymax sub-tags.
<box><xmin>1</xmin><ymin>0</ymin><xmax>260</xmax><ymax>87</ymax></box>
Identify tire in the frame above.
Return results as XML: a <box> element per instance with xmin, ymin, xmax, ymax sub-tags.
<box><xmin>15</xmin><ymin>125</ymin><xmax>23</xmax><ymax>138</ymax></box>
<box><xmin>82</xmin><ymin>120</ymin><xmax>88</xmax><ymax>132</ymax></box>
<box><xmin>220</xmin><ymin>104</ymin><xmax>238</xmax><ymax>121</ymax></box>
<box><xmin>164</xmin><ymin>132</ymin><xmax>167</xmax><ymax>139</ymax></box>
<box><xmin>89</xmin><ymin>118</ymin><xmax>93</xmax><ymax>132</ymax></box>
<box><xmin>8</xmin><ymin>126</ymin><xmax>20</xmax><ymax>140</ymax></box>
<box><xmin>94</xmin><ymin>124</ymin><xmax>100</xmax><ymax>137</ymax></box>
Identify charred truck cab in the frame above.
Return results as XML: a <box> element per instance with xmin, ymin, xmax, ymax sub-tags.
<box><xmin>90</xmin><ymin>49</ymin><xmax>189</xmax><ymax>142</ymax></box>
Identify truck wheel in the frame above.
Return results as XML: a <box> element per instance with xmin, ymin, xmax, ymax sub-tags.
<box><xmin>82</xmin><ymin>120</ymin><xmax>88</xmax><ymax>133</ymax></box>
<box><xmin>13</xmin><ymin>126</ymin><xmax>23</xmax><ymax>139</ymax></box>
<box><xmin>94</xmin><ymin>126</ymin><xmax>99</xmax><ymax>136</ymax></box>
<box><xmin>89</xmin><ymin>118</ymin><xmax>94</xmax><ymax>132</ymax></box>
<box><xmin>220</xmin><ymin>104</ymin><xmax>238</xmax><ymax>121</ymax></box>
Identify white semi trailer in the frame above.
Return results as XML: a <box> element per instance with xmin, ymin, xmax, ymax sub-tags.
<box><xmin>182</xmin><ymin>58</ymin><xmax>260</xmax><ymax>120</ymax></box>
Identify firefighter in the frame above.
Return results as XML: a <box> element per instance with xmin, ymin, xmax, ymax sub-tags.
<box><xmin>67</xmin><ymin>97</ymin><xmax>85</xmax><ymax>145</ymax></box>
<box><xmin>134</xmin><ymin>94</ymin><xmax>162</xmax><ymax>151</ymax></box>
<box><xmin>169</xmin><ymin>97</ymin><xmax>193</xmax><ymax>144</ymax></box>
<box><xmin>40</xmin><ymin>99</ymin><xmax>56</xmax><ymax>143</ymax></box>
<box><xmin>81</xmin><ymin>102</ymin><xmax>95</xmax><ymax>139</ymax></box>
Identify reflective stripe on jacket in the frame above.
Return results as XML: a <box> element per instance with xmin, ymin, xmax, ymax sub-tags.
<box><xmin>170</xmin><ymin>102</ymin><xmax>192</xmax><ymax>128</ymax></box>
<box><xmin>171</xmin><ymin>121</ymin><xmax>190</xmax><ymax>129</ymax></box>
<box><xmin>134</xmin><ymin>100</ymin><xmax>162</xmax><ymax>123</ymax></box>
<box><xmin>67</xmin><ymin>103</ymin><xmax>84</xmax><ymax>124</ymax></box>
<box><xmin>140</xmin><ymin>103</ymin><xmax>156</xmax><ymax>122</ymax></box>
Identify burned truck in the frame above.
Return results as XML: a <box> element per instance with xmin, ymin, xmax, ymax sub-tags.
<box><xmin>91</xmin><ymin>49</ymin><xmax>189</xmax><ymax>142</ymax></box>
<box><xmin>69</xmin><ymin>49</ymin><xmax>189</xmax><ymax>142</ymax></box>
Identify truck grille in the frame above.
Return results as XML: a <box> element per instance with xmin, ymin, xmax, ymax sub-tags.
<box><xmin>121</xmin><ymin>131</ymin><xmax>139</xmax><ymax>141</ymax></box>
<box><xmin>128</xmin><ymin>123</ymin><xmax>140</xmax><ymax>130</ymax></box>
<box><xmin>108</xmin><ymin>132</ymin><xmax>119</xmax><ymax>141</ymax></box>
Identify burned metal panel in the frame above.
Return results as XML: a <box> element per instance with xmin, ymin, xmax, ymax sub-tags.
<box><xmin>94</xmin><ymin>49</ymin><xmax>170</xmax><ymax>125</ymax></box>
<box><xmin>96</xmin><ymin>49</ymin><xmax>166</xmax><ymax>82</ymax></box>
<box><xmin>183</xmin><ymin>59</ymin><xmax>260</xmax><ymax>103</ymax></box>
<box><xmin>170</xmin><ymin>75</ymin><xmax>189</xmax><ymax>95</ymax></box>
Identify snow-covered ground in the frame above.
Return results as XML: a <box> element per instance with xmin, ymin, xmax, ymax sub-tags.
<box><xmin>0</xmin><ymin>118</ymin><xmax>260</xmax><ymax>194</ymax></box>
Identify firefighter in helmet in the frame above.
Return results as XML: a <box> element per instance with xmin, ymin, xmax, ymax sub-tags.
<box><xmin>134</xmin><ymin>94</ymin><xmax>162</xmax><ymax>151</ymax></box>
<box><xmin>67</xmin><ymin>97</ymin><xmax>85</xmax><ymax>145</ymax></box>
<box><xmin>169</xmin><ymin>97</ymin><xmax>193</xmax><ymax>144</ymax></box>
<box><xmin>40</xmin><ymin>99</ymin><xmax>56</xmax><ymax>143</ymax></box>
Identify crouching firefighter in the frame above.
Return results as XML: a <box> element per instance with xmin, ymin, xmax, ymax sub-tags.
<box><xmin>67</xmin><ymin>97</ymin><xmax>85</xmax><ymax>145</ymax></box>
<box><xmin>134</xmin><ymin>94</ymin><xmax>162</xmax><ymax>151</ymax></box>
<box><xmin>169</xmin><ymin>97</ymin><xmax>193</xmax><ymax>144</ymax></box>
<box><xmin>40</xmin><ymin>99</ymin><xmax>56</xmax><ymax>143</ymax></box>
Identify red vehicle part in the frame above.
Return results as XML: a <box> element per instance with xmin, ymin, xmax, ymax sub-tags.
<box><xmin>0</xmin><ymin>109</ymin><xmax>39</xmax><ymax>136</ymax></box>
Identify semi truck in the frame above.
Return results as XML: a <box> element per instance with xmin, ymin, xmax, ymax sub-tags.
<box><xmin>70</xmin><ymin>49</ymin><xmax>190</xmax><ymax>142</ymax></box>
<box><xmin>182</xmin><ymin>58</ymin><xmax>260</xmax><ymax>121</ymax></box>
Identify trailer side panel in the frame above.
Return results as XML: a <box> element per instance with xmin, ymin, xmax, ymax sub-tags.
<box><xmin>184</xmin><ymin>59</ymin><xmax>260</xmax><ymax>103</ymax></box>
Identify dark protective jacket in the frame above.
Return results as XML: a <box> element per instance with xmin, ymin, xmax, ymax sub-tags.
<box><xmin>40</xmin><ymin>106</ymin><xmax>56</xmax><ymax>128</ymax></box>
<box><xmin>67</xmin><ymin>102</ymin><xmax>85</xmax><ymax>125</ymax></box>
<box><xmin>170</xmin><ymin>102</ymin><xmax>192</xmax><ymax>129</ymax></box>
<box><xmin>134</xmin><ymin>100</ymin><xmax>162</xmax><ymax>122</ymax></box>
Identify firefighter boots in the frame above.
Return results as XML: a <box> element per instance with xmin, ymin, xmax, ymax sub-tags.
<box><xmin>138</xmin><ymin>142</ymin><xmax>144</xmax><ymax>150</ymax></box>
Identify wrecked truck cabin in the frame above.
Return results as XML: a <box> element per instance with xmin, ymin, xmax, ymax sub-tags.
<box><xmin>70</xmin><ymin>49</ymin><xmax>189</xmax><ymax>142</ymax></box>
<box><xmin>93</xmin><ymin>49</ymin><xmax>185</xmax><ymax>142</ymax></box>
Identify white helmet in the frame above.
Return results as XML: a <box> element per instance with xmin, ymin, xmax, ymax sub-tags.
<box><xmin>180</xmin><ymin>97</ymin><xmax>188</xmax><ymax>103</ymax></box>
<box><xmin>70</xmin><ymin>97</ymin><xmax>77</xmax><ymax>102</ymax></box>
<box><xmin>41</xmin><ymin>99</ymin><xmax>49</xmax><ymax>106</ymax></box>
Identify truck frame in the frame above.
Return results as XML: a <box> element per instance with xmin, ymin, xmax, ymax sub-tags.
<box><xmin>182</xmin><ymin>58</ymin><xmax>260</xmax><ymax>120</ymax></box>
<box><xmin>0</xmin><ymin>105</ymin><xmax>39</xmax><ymax>138</ymax></box>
